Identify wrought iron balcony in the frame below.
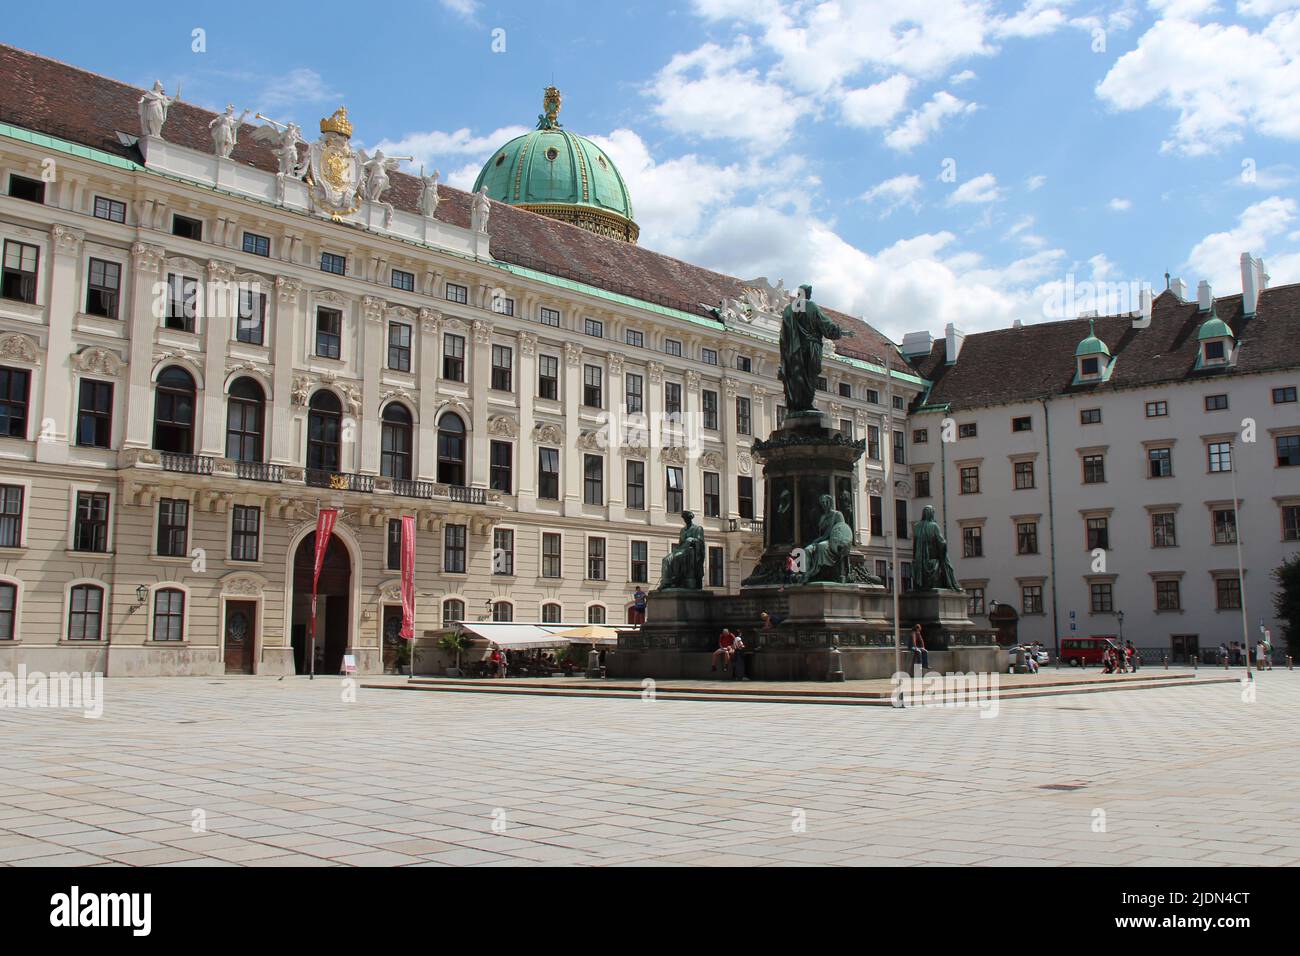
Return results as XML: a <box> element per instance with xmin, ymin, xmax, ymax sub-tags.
<box><xmin>392</xmin><ymin>478</ymin><xmax>436</xmax><ymax>500</ymax></box>
<box><xmin>728</xmin><ymin>517</ymin><xmax>765</xmax><ymax>535</ymax></box>
<box><xmin>160</xmin><ymin>452</ymin><xmax>214</xmax><ymax>475</ymax></box>
<box><xmin>447</xmin><ymin>484</ymin><xmax>486</xmax><ymax>505</ymax></box>
<box><xmin>305</xmin><ymin>469</ymin><xmax>374</xmax><ymax>493</ymax></box>
<box><xmin>235</xmin><ymin>461</ymin><xmax>284</xmax><ymax>483</ymax></box>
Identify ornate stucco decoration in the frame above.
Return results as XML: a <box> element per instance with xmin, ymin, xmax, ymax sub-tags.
<box><xmin>305</xmin><ymin>107</ymin><xmax>365</xmax><ymax>222</ymax></box>
<box><xmin>699</xmin><ymin>451</ymin><xmax>723</xmax><ymax>471</ymax></box>
<box><xmin>130</xmin><ymin>241</ymin><xmax>166</xmax><ymax>274</ymax></box>
<box><xmin>76</xmin><ymin>347</ymin><xmax>125</xmax><ymax>376</ymax></box>
<box><xmin>662</xmin><ymin>446</ymin><xmax>688</xmax><ymax>465</ymax></box>
<box><xmin>51</xmin><ymin>224</ymin><xmax>85</xmax><ymax>255</ymax></box>
<box><xmin>472</xmin><ymin>320</ymin><xmax>492</xmax><ymax>345</ymax></box>
<box><xmin>737</xmin><ymin>452</ymin><xmax>753</xmax><ymax>475</ymax></box>
<box><xmin>419</xmin><ymin>308</ymin><xmax>441</xmax><ymax>333</ymax></box>
<box><xmin>518</xmin><ymin>331</ymin><xmax>537</xmax><ymax>356</ymax></box>
<box><xmin>227</xmin><ymin>359</ymin><xmax>273</xmax><ymax>379</ymax></box>
<box><xmin>291</xmin><ymin>376</ymin><xmax>313</xmax><ymax>406</ymax></box>
<box><xmin>276</xmin><ymin>276</ymin><xmax>302</xmax><ymax>303</ymax></box>
<box><xmin>534</xmin><ymin>421</ymin><xmax>563</xmax><ymax>444</ymax></box>
<box><xmin>488</xmin><ymin>415</ymin><xmax>519</xmax><ymax>438</ymax></box>
<box><xmin>381</xmin><ymin>387</ymin><xmax>415</xmax><ymax>406</ymax></box>
<box><xmin>647</xmin><ymin>362</ymin><xmax>664</xmax><ymax>383</ymax></box>
<box><xmin>576</xmin><ymin>430</ymin><xmax>603</xmax><ymax>451</ymax></box>
<box><xmin>564</xmin><ymin>343</ymin><xmax>582</xmax><ymax>367</ymax></box>
<box><xmin>0</xmin><ymin>332</ymin><xmax>40</xmax><ymax>366</ymax></box>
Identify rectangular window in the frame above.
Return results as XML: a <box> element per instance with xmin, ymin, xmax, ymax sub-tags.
<box><xmin>666</xmin><ymin>466</ymin><xmax>684</xmax><ymax>513</ymax></box>
<box><xmin>892</xmin><ymin>430</ymin><xmax>906</xmax><ymax>465</ymax></box>
<box><xmin>1272</xmin><ymin>386</ymin><xmax>1296</xmax><ymax>404</ymax></box>
<box><xmin>838</xmin><ymin>382</ymin><xmax>852</xmax><ymax>398</ymax></box>
<box><xmin>1208</xmin><ymin>442</ymin><xmax>1232</xmax><ymax>473</ymax></box>
<box><xmin>1276</xmin><ymin>434</ymin><xmax>1300</xmax><ymax>467</ymax></box>
<box><xmin>736</xmin><ymin>356</ymin><xmax>752</xmax><ymax>373</ymax></box>
<box><xmin>445</xmin><ymin>282</ymin><xmax>468</xmax><ymax>304</ymax></box>
<box><xmin>93</xmin><ymin>196</ymin><xmax>127</xmax><ymax>223</ymax></box>
<box><xmin>776</xmin><ymin>405</ymin><xmax>786</xmax><ymax>428</ymax></box>
<box><xmin>1213</xmin><ymin>509</ymin><xmax>1237</xmax><ymax>544</ymax></box>
<box><xmin>236</xmin><ymin>290</ymin><xmax>266</xmax><ymax>345</ymax></box>
<box><xmin>491</xmin><ymin>295</ymin><xmax>515</xmax><ymax>317</ymax></box>
<box><xmin>73</xmin><ymin>491</ymin><xmax>110</xmax><ymax>553</ymax></box>
<box><xmin>708</xmin><ymin>546</ymin><xmax>725</xmax><ymax>588</ymax></box>
<box><xmin>1017</xmin><ymin>521</ymin><xmax>1038</xmax><ymax>555</ymax></box>
<box><xmin>626</xmin><ymin>460</ymin><xmax>646</xmax><ymax>510</ymax></box>
<box><xmin>1090</xmin><ymin>582</ymin><xmax>1114</xmax><ymax>613</ymax></box>
<box><xmin>390</xmin><ymin>268</ymin><xmax>414</xmax><ymax>292</ymax></box>
<box><xmin>491</xmin><ymin>344</ymin><xmax>513</xmax><ymax>391</ymax></box>
<box><xmin>1013</xmin><ymin>460</ymin><xmax>1035</xmax><ymax>489</ymax></box>
<box><xmin>2</xmin><ymin>240</ymin><xmax>39</xmax><ymax>303</ymax></box>
<box><xmin>226</xmin><ymin>505</ymin><xmax>259</xmax><ymax>562</ymax></box>
<box><xmin>1080</xmin><ymin>408</ymin><xmax>1102</xmax><ymax>425</ymax></box>
<box><xmin>869</xmin><ymin>496</ymin><xmax>883</xmax><ymax>538</ymax></box>
<box><xmin>703</xmin><ymin>471</ymin><xmax>721</xmax><ymax>517</ymax></box>
<box><xmin>1152</xmin><ymin>512</ymin><xmax>1177</xmax><ymax>548</ymax></box>
<box><xmin>538</xmin><ymin>448</ymin><xmax>560</xmax><ymax>500</ymax></box>
<box><xmin>1145</xmin><ymin>400</ymin><xmax>1168</xmax><ymax>418</ymax></box>
<box><xmin>1216</xmin><ymin>577</ymin><xmax>1242</xmax><ymax>610</ymax></box>
<box><xmin>736</xmin><ymin>397</ymin><xmax>752</xmax><ymax>435</ymax></box>
<box><xmin>866</xmin><ymin>389</ymin><xmax>880</xmax><ymax>405</ymax></box>
<box><xmin>702</xmin><ymin>390</ymin><xmax>722</xmax><ymax>431</ymax></box>
<box><xmin>625</xmin><ymin>329</ymin><xmax>643</xmax><ymax>347</ymax></box>
<box><xmin>967</xmin><ymin>587</ymin><xmax>986</xmax><ymax>616</ymax></box>
<box><xmin>701</xmin><ymin>348</ymin><xmax>718</xmax><ymax>366</ymax></box>
<box><xmin>76</xmin><ymin>379</ymin><xmax>113</xmax><ymax>448</ymax></box>
<box><xmin>387</xmin><ymin>322</ymin><xmax>412</xmax><ymax>372</ymax></box>
<box><xmin>867</xmin><ymin>426</ymin><xmax>881</xmax><ymax>461</ymax></box>
<box><xmin>625</xmin><ymin>373</ymin><xmax>643</xmax><ymax>413</ymax></box>
<box><xmin>587</xmin><ymin>538</ymin><xmax>606</xmax><ymax>580</ymax></box>
<box><xmin>913</xmin><ymin>429</ymin><xmax>928</xmax><ymax>444</ymax></box>
<box><xmin>1086</xmin><ymin>516</ymin><xmax>1109</xmax><ymax>550</ymax></box>
<box><xmin>320</xmin><ymin>251</ymin><xmax>346</xmax><ymax>275</ymax></box>
<box><xmin>493</xmin><ymin>528</ymin><xmax>514</xmax><ymax>576</ymax></box>
<box><xmin>665</xmin><ymin>382</ymin><xmax>682</xmax><ymax>416</ymax></box>
<box><xmin>242</xmin><ymin>232</ymin><xmax>270</xmax><ymax>257</ymax></box>
<box><xmin>817</xmin><ymin>376</ymin><xmax>828</xmax><ymax>392</ymax></box>
<box><xmin>1012</xmin><ymin>416</ymin><xmax>1032</xmax><ymax>432</ymax></box>
<box><xmin>157</xmin><ymin>498</ymin><xmax>189</xmax><ymax>557</ymax></box>
<box><xmin>1022</xmin><ymin>585</ymin><xmax>1044</xmax><ymax>615</ymax></box>
<box><xmin>165</xmin><ymin>273</ymin><xmax>197</xmax><ymax>331</ymax></box>
<box><xmin>583</xmin><ymin>364</ymin><xmax>602</xmax><ymax>408</ymax></box>
<box><xmin>538</xmin><ymin>354</ymin><xmax>559</xmax><ymax>400</ymax></box>
<box><xmin>1205</xmin><ymin>394</ymin><xmax>1228</xmax><ymax>411</ymax></box>
<box><xmin>490</xmin><ymin>440</ymin><xmax>513</xmax><ymax>494</ymax></box>
<box><xmin>541</xmin><ymin>532</ymin><xmax>562</xmax><ymax>578</ymax></box>
<box><xmin>738</xmin><ymin>476</ymin><xmax>754</xmax><ymax>519</ymax></box>
<box><xmin>0</xmin><ymin>367</ymin><xmax>30</xmax><ymax>439</ymax></box>
<box><xmin>915</xmin><ymin>470</ymin><xmax>931</xmax><ymax>498</ymax></box>
<box><xmin>1083</xmin><ymin>454</ymin><xmax>1106</xmax><ymax>483</ymax></box>
<box><xmin>962</xmin><ymin>526</ymin><xmax>983</xmax><ymax>558</ymax></box>
<box><xmin>583</xmin><ymin>454</ymin><xmax>604</xmax><ymax>505</ymax></box>
<box><xmin>1148</xmin><ymin>447</ymin><xmax>1173</xmax><ymax>478</ymax></box>
<box><xmin>584</xmin><ymin>318</ymin><xmax>604</xmax><ymax>338</ymax></box>
<box><xmin>442</xmin><ymin>333</ymin><xmax>465</xmax><ymax>381</ymax></box>
<box><xmin>315</xmin><ymin>307</ymin><xmax>342</xmax><ymax>359</ymax></box>
<box><xmin>960</xmin><ymin>466</ymin><xmax>980</xmax><ymax>495</ymax></box>
<box><xmin>630</xmin><ymin>540</ymin><xmax>648</xmax><ymax>583</ymax></box>
<box><xmin>839</xmin><ymin>419</ymin><xmax>853</xmax><ymax>439</ymax></box>
<box><xmin>173</xmin><ymin>214</ymin><xmax>203</xmax><ymax>241</ymax></box>
<box><xmin>85</xmin><ymin>258</ymin><xmax>121</xmax><ymax>318</ymax></box>
<box><xmin>0</xmin><ymin>485</ymin><xmax>23</xmax><ymax>547</ymax></box>
<box><xmin>1156</xmin><ymin>579</ymin><xmax>1181</xmax><ymax>611</ymax></box>
<box><xmin>539</xmin><ymin>306</ymin><xmax>560</xmax><ymax>327</ymax></box>
<box><xmin>0</xmin><ymin>582</ymin><xmax>14</xmax><ymax>639</ymax></box>
<box><xmin>67</xmin><ymin>584</ymin><xmax>103</xmax><ymax>641</ymax></box>
<box><xmin>153</xmin><ymin>590</ymin><xmax>185</xmax><ymax>642</ymax></box>
<box><xmin>959</xmin><ymin>423</ymin><xmax>978</xmax><ymax>439</ymax></box>
<box><xmin>387</xmin><ymin>519</ymin><xmax>402</xmax><ymax>570</ymax></box>
<box><xmin>664</xmin><ymin>339</ymin><xmax>682</xmax><ymax>357</ymax></box>
<box><xmin>896</xmin><ymin>500</ymin><xmax>909</xmax><ymax>540</ymax></box>
<box><xmin>443</xmin><ymin>524</ymin><xmax>467</xmax><ymax>573</ymax></box>
<box><xmin>1282</xmin><ymin>505</ymin><xmax>1300</xmax><ymax>542</ymax></box>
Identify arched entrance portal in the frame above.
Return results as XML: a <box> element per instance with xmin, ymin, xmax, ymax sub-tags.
<box><xmin>291</xmin><ymin>532</ymin><xmax>352</xmax><ymax>675</ymax></box>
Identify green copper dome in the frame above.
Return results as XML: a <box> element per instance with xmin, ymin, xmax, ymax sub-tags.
<box><xmin>1197</xmin><ymin>307</ymin><xmax>1234</xmax><ymax>341</ymax></box>
<box><xmin>472</xmin><ymin>87</ymin><xmax>638</xmax><ymax>243</ymax></box>
<box><xmin>1074</xmin><ymin>318</ymin><xmax>1111</xmax><ymax>357</ymax></box>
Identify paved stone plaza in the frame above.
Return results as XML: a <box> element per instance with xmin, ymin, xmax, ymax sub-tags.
<box><xmin>1</xmin><ymin>673</ymin><xmax>1297</xmax><ymax>867</ymax></box>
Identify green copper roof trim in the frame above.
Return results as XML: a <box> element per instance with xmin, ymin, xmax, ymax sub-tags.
<box><xmin>1197</xmin><ymin>317</ymin><xmax>1234</xmax><ymax>341</ymax></box>
<box><xmin>1071</xmin><ymin>355</ymin><xmax>1117</xmax><ymax>387</ymax></box>
<box><xmin>1074</xmin><ymin>318</ymin><xmax>1111</xmax><ymax>358</ymax></box>
<box><xmin>0</xmin><ymin>122</ymin><xmax>142</xmax><ymax>171</ymax></box>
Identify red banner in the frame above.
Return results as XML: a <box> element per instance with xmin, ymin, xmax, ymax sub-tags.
<box><xmin>308</xmin><ymin>508</ymin><xmax>338</xmax><ymax>673</ymax></box>
<box><xmin>400</xmin><ymin>515</ymin><xmax>416</xmax><ymax>640</ymax></box>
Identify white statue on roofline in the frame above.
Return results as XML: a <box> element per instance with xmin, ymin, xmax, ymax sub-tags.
<box><xmin>138</xmin><ymin>81</ymin><xmax>172</xmax><ymax>139</ymax></box>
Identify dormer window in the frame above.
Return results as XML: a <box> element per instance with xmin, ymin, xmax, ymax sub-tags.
<box><xmin>1195</xmin><ymin>307</ymin><xmax>1235</xmax><ymax>370</ymax></box>
<box><xmin>1072</xmin><ymin>318</ymin><xmax>1114</xmax><ymax>385</ymax></box>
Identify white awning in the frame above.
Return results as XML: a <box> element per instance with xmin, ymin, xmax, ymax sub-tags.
<box><xmin>456</xmin><ymin>622</ymin><xmax>624</xmax><ymax>648</ymax></box>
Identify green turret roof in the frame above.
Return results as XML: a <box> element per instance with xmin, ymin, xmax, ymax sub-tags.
<box><xmin>1074</xmin><ymin>319</ymin><xmax>1111</xmax><ymax>357</ymax></box>
<box><xmin>1197</xmin><ymin>305</ymin><xmax>1234</xmax><ymax>341</ymax></box>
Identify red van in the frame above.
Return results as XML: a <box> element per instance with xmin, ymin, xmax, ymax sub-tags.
<box><xmin>1060</xmin><ymin>636</ymin><xmax>1120</xmax><ymax>667</ymax></box>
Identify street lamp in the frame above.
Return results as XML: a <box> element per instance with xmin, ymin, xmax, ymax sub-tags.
<box><xmin>1117</xmin><ymin>610</ymin><xmax>1125</xmax><ymax>643</ymax></box>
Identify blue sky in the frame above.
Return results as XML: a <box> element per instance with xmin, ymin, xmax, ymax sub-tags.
<box><xmin>8</xmin><ymin>0</ymin><xmax>1300</xmax><ymax>338</ymax></box>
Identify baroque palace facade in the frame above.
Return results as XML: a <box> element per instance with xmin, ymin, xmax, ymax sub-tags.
<box><xmin>0</xmin><ymin>46</ymin><xmax>922</xmax><ymax>676</ymax></box>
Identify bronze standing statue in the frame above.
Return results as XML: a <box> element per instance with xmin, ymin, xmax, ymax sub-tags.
<box><xmin>659</xmin><ymin>511</ymin><xmax>705</xmax><ymax>590</ymax></box>
<box><xmin>912</xmin><ymin>505</ymin><xmax>959</xmax><ymax>590</ymax></box>
<box><xmin>778</xmin><ymin>284</ymin><xmax>851</xmax><ymax>414</ymax></box>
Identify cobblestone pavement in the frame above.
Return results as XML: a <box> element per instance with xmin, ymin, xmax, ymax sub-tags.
<box><xmin>1</xmin><ymin>672</ymin><xmax>1296</xmax><ymax>866</ymax></box>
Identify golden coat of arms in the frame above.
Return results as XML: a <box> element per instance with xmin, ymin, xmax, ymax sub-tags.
<box><xmin>307</xmin><ymin>107</ymin><xmax>363</xmax><ymax>220</ymax></box>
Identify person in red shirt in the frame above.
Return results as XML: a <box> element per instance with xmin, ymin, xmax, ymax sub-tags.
<box><xmin>711</xmin><ymin>628</ymin><xmax>736</xmax><ymax>673</ymax></box>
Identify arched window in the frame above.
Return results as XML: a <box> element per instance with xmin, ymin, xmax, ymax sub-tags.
<box><xmin>380</xmin><ymin>403</ymin><xmax>413</xmax><ymax>480</ymax></box>
<box><xmin>442</xmin><ymin>598</ymin><xmax>464</xmax><ymax>624</ymax></box>
<box><xmin>541</xmin><ymin>602</ymin><xmax>562</xmax><ymax>624</ymax></box>
<box><xmin>307</xmin><ymin>391</ymin><xmax>342</xmax><ymax>472</ymax></box>
<box><xmin>437</xmin><ymin>412</ymin><xmax>466</xmax><ymax>486</ymax></box>
<box><xmin>153</xmin><ymin>367</ymin><xmax>195</xmax><ymax>453</ymax></box>
<box><xmin>587</xmin><ymin>604</ymin><xmax>606</xmax><ymax>624</ymax></box>
<box><xmin>153</xmin><ymin>587</ymin><xmax>185</xmax><ymax>642</ymax></box>
<box><xmin>225</xmin><ymin>377</ymin><xmax>265</xmax><ymax>462</ymax></box>
<box><xmin>492</xmin><ymin>601</ymin><xmax>513</xmax><ymax>622</ymax></box>
<box><xmin>67</xmin><ymin>583</ymin><xmax>104</xmax><ymax>641</ymax></box>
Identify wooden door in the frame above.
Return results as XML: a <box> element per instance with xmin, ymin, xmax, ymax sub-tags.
<box><xmin>224</xmin><ymin>601</ymin><xmax>256</xmax><ymax>674</ymax></box>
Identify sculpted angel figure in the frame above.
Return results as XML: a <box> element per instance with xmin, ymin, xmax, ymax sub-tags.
<box><xmin>210</xmin><ymin>104</ymin><xmax>251</xmax><ymax>159</ymax></box>
<box><xmin>359</xmin><ymin>149</ymin><xmax>402</xmax><ymax>202</ymax></box>
<box><xmin>138</xmin><ymin>80</ymin><xmax>172</xmax><ymax>138</ymax></box>
<box><xmin>252</xmin><ymin>117</ymin><xmax>306</xmax><ymax>178</ymax></box>
<box><xmin>418</xmin><ymin>167</ymin><xmax>441</xmax><ymax>218</ymax></box>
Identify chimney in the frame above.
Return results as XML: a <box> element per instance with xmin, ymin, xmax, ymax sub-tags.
<box><xmin>1197</xmin><ymin>280</ymin><xmax>1212</xmax><ymax>313</ymax></box>
<box><xmin>1241</xmin><ymin>252</ymin><xmax>1267</xmax><ymax>316</ymax></box>
<box><xmin>1170</xmin><ymin>277</ymin><xmax>1188</xmax><ymax>302</ymax></box>
<box><xmin>1013</xmin><ymin>318</ymin><xmax>1023</xmax><ymax>330</ymax></box>
<box><xmin>944</xmin><ymin>323</ymin><xmax>965</xmax><ymax>364</ymax></box>
<box><xmin>900</xmin><ymin>330</ymin><xmax>933</xmax><ymax>359</ymax></box>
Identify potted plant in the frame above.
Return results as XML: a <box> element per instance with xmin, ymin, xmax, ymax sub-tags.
<box><xmin>437</xmin><ymin>631</ymin><xmax>470</xmax><ymax>677</ymax></box>
<box><xmin>393</xmin><ymin>639</ymin><xmax>412</xmax><ymax>675</ymax></box>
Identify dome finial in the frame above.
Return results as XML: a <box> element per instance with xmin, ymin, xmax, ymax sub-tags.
<box><xmin>538</xmin><ymin>86</ymin><xmax>563</xmax><ymax>130</ymax></box>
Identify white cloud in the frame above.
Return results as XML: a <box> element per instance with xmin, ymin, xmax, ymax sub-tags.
<box><xmin>947</xmin><ymin>172</ymin><xmax>1001</xmax><ymax>204</ymax></box>
<box><xmin>840</xmin><ymin>74</ymin><xmax>913</xmax><ymax>129</ymax></box>
<box><xmin>1186</xmin><ymin>196</ymin><xmax>1299</xmax><ymax>290</ymax></box>
<box><xmin>439</xmin><ymin>0</ymin><xmax>480</xmax><ymax>22</ymax></box>
<box><xmin>1005</xmin><ymin>214</ymin><xmax>1047</xmax><ymax>248</ymax></box>
<box><xmin>1096</xmin><ymin>15</ymin><xmax>1300</xmax><ymax>155</ymax></box>
<box><xmin>257</xmin><ymin>68</ymin><xmax>341</xmax><ymax>112</ymax></box>
<box><xmin>861</xmin><ymin>173</ymin><xmax>923</xmax><ymax>215</ymax></box>
<box><xmin>1238</xmin><ymin>0</ymin><xmax>1296</xmax><ymax>14</ymax></box>
<box><xmin>1026</xmin><ymin>174</ymin><xmax>1047</xmax><ymax>191</ymax></box>
<box><xmin>1108</xmin><ymin>197</ymin><xmax>1132</xmax><ymax>211</ymax></box>
<box><xmin>885</xmin><ymin>91</ymin><xmax>977</xmax><ymax>150</ymax></box>
<box><xmin>1088</xmin><ymin>253</ymin><xmax>1117</xmax><ymax>280</ymax></box>
<box><xmin>949</xmin><ymin>69</ymin><xmax>977</xmax><ymax>85</ymax></box>
<box><xmin>1147</xmin><ymin>0</ymin><xmax>1219</xmax><ymax>18</ymax></box>
<box><xmin>373</xmin><ymin>124</ymin><xmax>530</xmax><ymax>176</ymax></box>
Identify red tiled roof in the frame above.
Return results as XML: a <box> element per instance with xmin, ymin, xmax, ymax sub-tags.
<box><xmin>0</xmin><ymin>43</ymin><xmax>909</xmax><ymax>373</ymax></box>
<box><xmin>910</xmin><ymin>287</ymin><xmax>1300</xmax><ymax>411</ymax></box>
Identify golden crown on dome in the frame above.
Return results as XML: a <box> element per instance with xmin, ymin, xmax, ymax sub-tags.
<box><xmin>319</xmin><ymin>107</ymin><xmax>353</xmax><ymax>138</ymax></box>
